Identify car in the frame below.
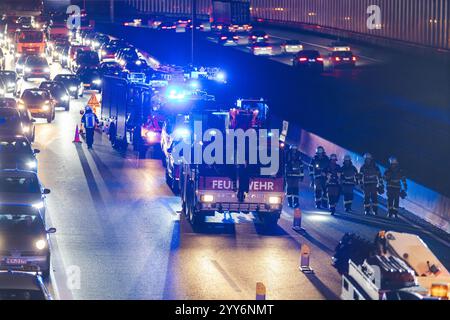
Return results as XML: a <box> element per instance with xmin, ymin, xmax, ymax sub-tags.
<box><xmin>329</xmin><ymin>50</ymin><xmax>357</xmax><ymax>68</ymax></box>
<box><xmin>39</xmin><ymin>81</ymin><xmax>70</xmax><ymax>111</ymax></box>
<box><xmin>99</xmin><ymin>43</ymin><xmax>119</xmax><ymax>61</ymax></box>
<box><xmin>19</xmin><ymin>89</ymin><xmax>56</xmax><ymax>123</ymax></box>
<box><xmin>329</xmin><ymin>41</ymin><xmax>351</xmax><ymax>52</ymax></box>
<box><xmin>15</xmin><ymin>55</ymin><xmax>28</xmax><ymax>76</ymax></box>
<box><xmin>281</xmin><ymin>39</ymin><xmax>303</xmax><ymax>54</ymax></box>
<box><xmin>0</xmin><ymin>136</ymin><xmax>39</xmax><ymax>172</ymax></box>
<box><xmin>58</xmin><ymin>45</ymin><xmax>70</xmax><ymax>68</ymax></box>
<box><xmin>67</xmin><ymin>45</ymin><xmax>90</xmax><ymax>71</ymax></box>
<box><xmin>99</xmin><ymin>61</ymin><xmax>123</xmax><ymax>77</ymax></box>
<box><xmin>0</xmin><ymin>71</ymin><xmax>18</xmax><ymax>94</ymax></box>
<box><xmin>22</xmin><ymin>56</ymin><xmax>50</xmax><ymax>81</ymax></box>
<box><xmin>158</xmin><ymin>21</ymin><xmax>176</xmax><ymax>31</ymax></box>
<box><xmin>91</xmin><ymin>33</ymin><xmax>109</xmax><ymax>50</ymax></box>
<box><xmin>0</xmin><ymin>205</ymin><xmax>55</xmax><ymax>278</ymax></box>
<box><xmin>76</xmin><ymin>67</ymin><xmax>102</xmax><ymax>92</ymax></box>
<box><xmin>251</xmin><ymin>42</ymin><xmax>274</xmax><ymax>56</ymax></box>
<box><xmin>0</xmin><ymin>107</ymin><xmax>26</xmax><ymax>137</ymax></box>
<box><xmin>218</xmin><ymin>32</ymin><xmax>239</xmax><ymax>45</ymax></box>
<box><xmin>71</xmin><ymin>50</ymin><xmax>99</xmax><ymax>73</ymax></box>
<box><xmin>0</xmin><ymin>47</ymin><xmax>5</xmax><ymax>70</ymax></box>
<box><xmin>0</xmin><ymin>78</ymin><xmax>6</xmax><ymax>97</ymax></box>
<box><xmin>0</xmin><ymin>271</ymin><xmax>52</xmax><ymax>300</ymax></box>
<box><xmin>109</xmin><ymin>38</ymin><xmax>128</xmax><ymax>48</ymax></box>
<box><xmin>248</xmin><ymin>30</ymin><xmax>269</xmax><ymax>44</ymax></box>
<box><xmin>53</xmin><ymin>74</ymin><xmax>84</xmax><ymax>99</ymax></box>
<box><xmin>293</xmin><ymin>50</ymin><xmax>324</xmax><ymax>72</ymax></box>
<box><xmin>115</xmin><ymin>47</ymin><xmax>140</xmax><ymax>67</ymax></box>
<box><xmin>51</xmin><ymin>42</ymin><xmax>69</xmax><ymax>63</ymax></box>
<box><xmin>0</xmin><ymin>98</ymin><xmax>35</xmax><ymax>142</ymax></box>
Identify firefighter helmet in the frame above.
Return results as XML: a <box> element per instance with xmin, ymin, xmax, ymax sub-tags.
<box><xmin>343</xmin><ymin>154</ymin><xmax>352</xmax><ymax>162</ymax></box>
<box><xmin>389</xmin><ymin>156</ymin><xmax>399</xmax><ymax>165</ymax></box>
<box><xmin>363</xmin><ymin>153</ymin><xmax>373</xmax><ymax>160</ymax></box>
<box><xmin>316</xmin><ymin>146</ymin><xmax>325</xmax><ymax>155</ymax></box>
<box><xmin>330</xmin><ymin>154</ymin><xmax>338</xmax><ymax>161</ymax></box>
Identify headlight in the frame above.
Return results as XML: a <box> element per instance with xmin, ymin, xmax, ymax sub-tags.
<box><xmin>22</xmin><ymin>125</ymin><xmax>30</xmax><ymax>133</ymax></box>
<box><xmin>7</xmin><ymin>82</ymin><xmax>15</xmax><ymax>88</ymax></box>
<box><xmin>92</xmin><ymin>79</ymin><xmax>101</xmax><ymax>85</ymax></box>
<box><xmin>201</xmin><ymin>194</ymin><xmax>214</xmax><ymax>203</ymax></box>
<box><xmin>35</xmin><ymin>239</ymin><xmax>46</xmax><ymax>250</ymax></box>
<box><xmin>61</xmin><ymin>95</ymin><xmax>69</xmax><ymax>101</ymax></box>
<box><xmin>69</xmin><ymin>86</ymin><xmax>77</xmax><ymax>91</ymax></box>
<box><xmin>44</xmin><ymin>67</ymin><xmax>50</xmax><ymax>72</ymax></box>
<box><xmin>268</xmin><ymin>196</ymin><xmax>282</xmax><ymax>205</ymax></box>
<box><xmin>135</xmin><ymin>60</ymin><xmax>142</xmax><ymax>65</ymax></box>
<box><xmin>26</xmin><ymin>160</ymin><xmax>37</xmax><ymax>169</ymax></box>
<box><xmin>101</xmin><ymin>50</ymin><xmax>106</xmax><ymax>56</ymax></box>
<box><xmin>24</xmin><ymin>67</ymin><xmax>32</xmax><ymax>72</ymax></box>
<box><xmin>32</xmin><ymin>201</ymin><xmax>44</xmax><ymax>210</ymax></box>
<box><xmin>146</xmin><ymin>131</ymin><xmax>157</xmax><ymax>138</ymax></box>
<box><xmin>42</xmin><ymin>104</ymin><xmax>49</xmax><ymax>111</ymax></box>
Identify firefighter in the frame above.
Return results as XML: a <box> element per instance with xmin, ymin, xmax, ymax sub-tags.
<box><xmin>359</xmin><ymin>153</ymin><xmax>383</xmax><ymax>215</ymax></box>
<box><xmin>326</xmin><ymin>154</ymin><xmax>341</xmax><ymax>215</ymax></box>
<box><xmin>341</xmin><ymin>155</ymin><xmax>358</xmax><ymax>213</ymax></box>
<box><xmin>383</xmin><ymin>157</ymin><xmax>407</xmax><ymax>218</ymax></box>
<box><xmin>81</xmin><ymin>106</ymin><xmax>99</xmax><ymax>149</ymax></box>
<box><xmin>285</xmin><ymin>145</ymin><xmax>304</xmax><ymax>208</ymax></box>
<box><xmin>309</xmin><ymin>146</ymin><xmax>330</xmax><ymax>209</ymax></box>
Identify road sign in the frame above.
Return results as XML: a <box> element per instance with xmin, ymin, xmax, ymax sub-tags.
<box><xmin>87</xmin><ymin>93</ymin><xmax>100</xmax><ymax>114</ymax></box>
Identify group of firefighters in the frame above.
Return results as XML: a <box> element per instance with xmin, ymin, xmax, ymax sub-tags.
<box><xmin>285</xmin><ymin>145</ymin><xmax>408</xmax><ymax>218</ymax></box>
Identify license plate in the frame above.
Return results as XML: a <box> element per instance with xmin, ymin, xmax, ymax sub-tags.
<box><xmin>84</xmin><ymin>84</ymin><xmax>90</xmax><ymax>87</ymax></box>
<box><xmin>344</xmin><ymin>58</ymin><xmax>350</xmax><ymax>61</ymax></box>
<box><xmin>6</xmin><ymin>258</ymin><xmax>27</xmax><ymax>265</ymax></box>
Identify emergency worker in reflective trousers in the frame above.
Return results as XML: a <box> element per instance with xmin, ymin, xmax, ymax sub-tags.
<box><xmin>383</xmin><ymin>157</ymin><xmax>407</xmax><ymax>218</ymax></box>
<box><xmin>326</xmin><ymin>154</ymin><xmax>341</xmax><ymax>215</ymax></box>
<box><xmin>309</xmin><ymin>146</ymin><xmax>330</xmax><ymax>209</ymax></box>
<box><xmin>81</xmin><ymin>106</ymin><xmax>99</xmax><ymax>149</ymax></box>
<box><xmin>341</xmin><ymin>155</ymin><xmax>358</xmax><ymax>213</ymax></box>
<box><xmin>359</xmin><ymin>153</ymin><xmax>383</xmax><ymax>215</ymax></box>
<box><xmin>285</xmin><ymin>145</ymin><xmax>304</xmax><ymax>208</ymax></box>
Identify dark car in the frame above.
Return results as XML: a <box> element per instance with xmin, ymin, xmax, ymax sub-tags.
<box><xmin>0</xmin><ymin>71</ymin><xmax>18</xmax><ymax>94</ymax></box>
<box><xmin>293</xmin><ymin>50</ymin><xmax>324</xmax><ymax>73</ymax></box>
<box><xmin>53</xmin><ymin>74</ymin><xmax>84</xmax><ymax>99</ymax></box>
<box><xmin>248</xmin><ymin>31</ymin><xmax>269</xmax><ymax>44</ymax></box>
<box><xmin>15</xmin><ymin>55</ymin><xmax>28</xmax><ymax>76</ymax></box>
<box><xmin>99</xmin><ymin>43</ymin><xmax>119</xmax><ymax>61</ymax></box>
<box><xmin>76</xmin><ymin>67</ymin><xmax>102</xmax><ymax>92</ymax></box>
<box><xmin>329</xmin><ymin>50</ymin><xmax>357</xmax><ymax>68</ymax></box>
<box><xmin>23</xmin><ymin>56</ymin><xmax>50</xmax><ymax>81</ymax></box>
<box><xmin>0</xmin><ymin>98</ymin><xmax>35</xmax><ymax>142</ymax></box>
<box><xmin>0</xmin><ymin>271</ymin><xmax>52</xmax><ymax>300</ymax></box>
<box><xmin>19</xmin><ymin>89</ymin><xmax>56</xmax><ymax>123</ymax></box>
<box><xmin>72</xmin><ymin>50</ymin><xmax>100</xmax><ymax>73</ymax></box>
<box><xmin>109</xmin><ymin>39</ymin><xmax>128</xmax><ymax>48</ymax></box>
<box><xmin>91</xmin><ymin>33</ymin><xmax>109</xmax><ymax>50</ymax></box>
<box><xmin>0</xmin><ymin>136</ymin><xmax>39</xmax><ymax>172</ymax></box>
<box><xmin>0</xmin><ymin>205</ymin><xmax>55</xmax><ymax>278</ymax></box>
<box><xmin>39</xmin><ymin>81</ymin><xmax>70</xmax><ymax>111</ymax></box>
<box><xmin>99</xmin><ymin>61</ymin><xmax>123</xmax><ymax>77</ymax></box>
<box><xmin>0</xmin><ymin>107</ymin><xmax>24</xmax><ymax>136</ymax></box>
<box><xmin>218</xmin><ymin>32</ymin><xmax>239</xmax><ymax>45</ymax></box>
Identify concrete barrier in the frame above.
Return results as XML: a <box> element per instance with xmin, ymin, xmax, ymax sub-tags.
<box><xmin>277</xmin><ymin>117</ymin><xmax>450</xmax><ymax>234</ymax></box>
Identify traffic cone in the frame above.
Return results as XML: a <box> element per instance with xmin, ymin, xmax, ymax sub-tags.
<box><xmin>292</xmin><ymin>208</ymin><xmax>305</xmax><ymax>233</ymax></box>
<box><xmin>73</xmin><ymin>125</ymin><xmax>82</xmax><ymax>143</ymax></box>
<box><xmin>299</xmin><ymin>244</ymin><xmax>314</xmax><ymax>273</ymax></box>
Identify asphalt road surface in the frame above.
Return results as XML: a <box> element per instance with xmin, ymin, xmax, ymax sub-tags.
<box><xmin>3</xmin><ymin>46</ymin><xmax>449</xmax><ymax>299</ymax></box>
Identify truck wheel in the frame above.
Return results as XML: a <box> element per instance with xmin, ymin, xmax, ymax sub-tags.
<box><xmin>47</xmin><ymin>115</ymin><xmax>53</xmax><ymax>123</ymax></box>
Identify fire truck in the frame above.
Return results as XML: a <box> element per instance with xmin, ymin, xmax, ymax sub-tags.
<box><xmin>178</xmin><ymin>103</ymin><xmax>285</xmax><ymax>228</ymax></box>
<box><xmin>101</xmin><ymin>74</ymin><xmax>165</xmax><ymax>158</ymax></box>
<box><xmin>14</xmin><ymin>28</ymin><xmax>46</xmax><ymax>59</ymax></box>
<box><xmin>334</xmin><ymin>231</ymin><xmax>450</xmax><ymax>300</ymax></box>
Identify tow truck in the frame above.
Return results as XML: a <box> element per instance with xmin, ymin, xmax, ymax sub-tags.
<box><xmin>101</xmin><ymin>73</ymin><xmax>164</xmax><ymax>158</ymax></box>
<box><xmin>178</xmin><ymin>102</ymin><xmax>285</xmax><ymax>228</ymax></box>
<box><xmin>334</xmin><ymin>231</ymin><xmax>450</xmax><ymax>300</ymax></box>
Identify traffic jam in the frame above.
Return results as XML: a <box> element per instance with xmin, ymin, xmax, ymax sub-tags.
<box><xmin>0</xmin><ymin>2</ymin><xmax>449</xmax><ymax>303</ymax></box>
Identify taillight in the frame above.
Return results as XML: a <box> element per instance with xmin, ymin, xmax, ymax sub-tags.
<box><xmin>335</xmin><ymin>57</ymin><xmax>341</xmax><ymax>61</ymax></box>
<box><xmin>252</xmin><ymin>36</ymin><xmax>257</xmax><ymax>39</ymax></box>
<box><xmin>264</xmin><ymin>35</ymin><xmax>269</xmax><ymax>39</ymax></box>
<box><xmin>352</xmin><ymin>56</ymin><xmax>357</xmax><ymax>61</ymax></box>
<box><xmin>316</xmin><ymin>57</ymin><xmax>324</xmax><ymax>62</ymax></box>
<box><xmin>299</xmin><ymin>57</ymin><xmax>308</xmax><ymax>62</ymax></box>
<box><xmin>233</xmin><ymin>36</ymin><xmax>239</xmax><ymax>40</ymax></box>
<box><xmin>221</xmin><ymin>36</ymin><xmax>227</xmax><ymax>40</ymax></box>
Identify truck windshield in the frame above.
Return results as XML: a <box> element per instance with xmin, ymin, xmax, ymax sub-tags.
<box><xmin>17</xmin><ymin>31</ymin><xmax>43</xmax><ymax>43</ymax></box>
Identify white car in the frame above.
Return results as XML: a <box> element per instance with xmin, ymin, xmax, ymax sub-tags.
<box><xmin>251</xmin><ymin>43</ymin><xmax>274</xmax><ymax>56</ymax></box>
<box><xmin>281</xmin><ymin>40</ymin><xmax>303</xmax><ymax>54</ymax></box>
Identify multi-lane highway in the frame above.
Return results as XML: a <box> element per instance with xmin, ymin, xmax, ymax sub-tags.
<box><xmin>2</xmin><ymin>28</ymin><xmax>449</xmax><ymax>299</ymax></box>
